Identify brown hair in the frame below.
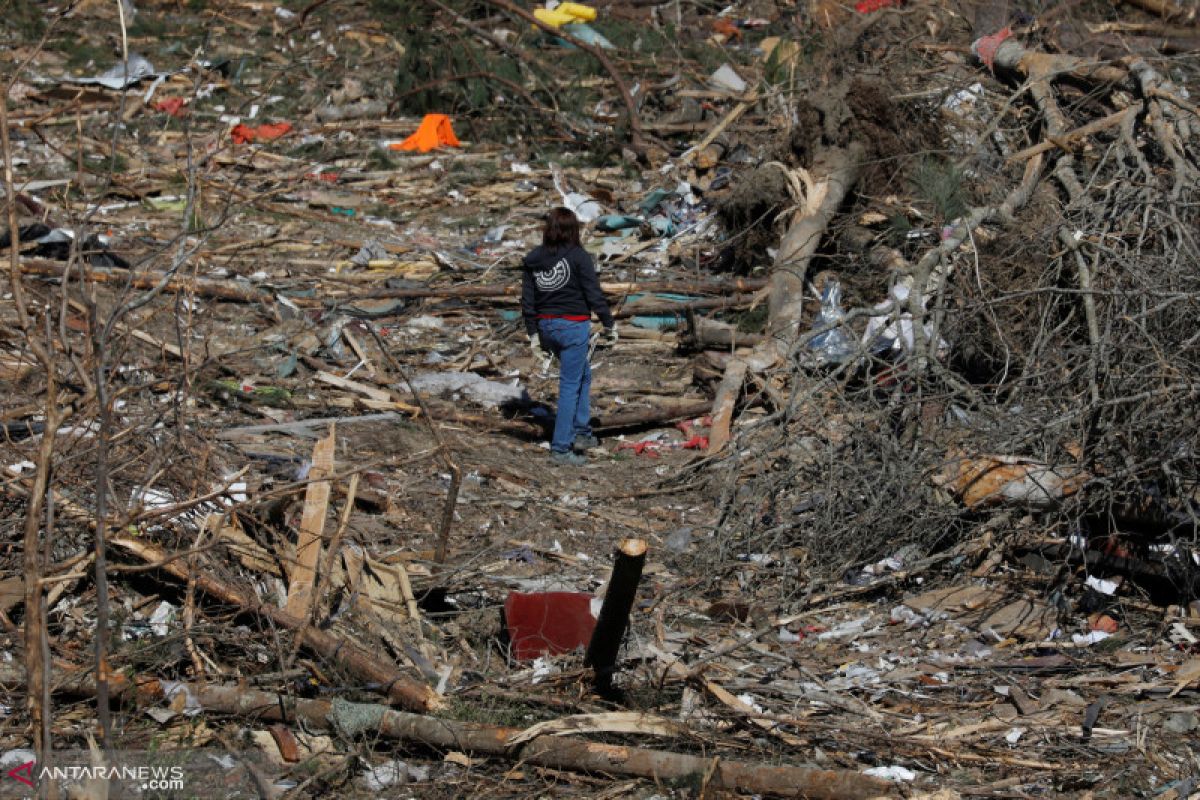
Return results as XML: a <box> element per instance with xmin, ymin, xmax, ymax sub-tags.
<box><xmin>542</xmin><ymin>207</ymin><xmax>581</xmax><ymax>248</ymax></box>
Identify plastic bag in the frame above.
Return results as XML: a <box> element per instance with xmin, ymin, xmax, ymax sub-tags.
<box><xmin>807</xmin><ymin>280</ymin><xmax>856</xmax><ymax>363</ymax></box>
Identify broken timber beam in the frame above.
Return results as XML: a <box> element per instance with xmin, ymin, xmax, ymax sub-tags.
<box><xmin>706</xmin><ymin>359</ymin><xmax>747</xmax><ymax>454</ymax></box>
<box><xmin>285</xmin><ymin>425</ymin><xmax>336</xmax><ymax>619</ymax></box>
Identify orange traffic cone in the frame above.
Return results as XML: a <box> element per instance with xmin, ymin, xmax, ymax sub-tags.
<box><xmin>391</xmin><ymin>114</ymin><xmax>461</xmax><ymax>153</ymax></box>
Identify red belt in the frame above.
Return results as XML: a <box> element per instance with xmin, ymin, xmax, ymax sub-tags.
<box><xmin>538</xmin><ymin>314</ymin><xmax>590</xmax><ymax>321</ymax></box>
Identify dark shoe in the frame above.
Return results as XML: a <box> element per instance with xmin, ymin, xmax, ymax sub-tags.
<box><xmin>551</xmin><ymin>450</ymin><xmax>588</xmax><ymax>466</ymax></box>
<box><xmin>573</xmin><ymin>433</ymin><xmax>599</xmax><ymax>451</ymax></box>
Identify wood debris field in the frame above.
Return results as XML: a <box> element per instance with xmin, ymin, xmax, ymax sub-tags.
<box><xmin>2</xmin><ymin>0</ymin><xmax>1200</xmax><ymax>797</ymax></box>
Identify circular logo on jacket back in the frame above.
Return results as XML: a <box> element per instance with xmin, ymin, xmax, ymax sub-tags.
<box><xmin>535</xmin><ymin>258</ymin><xmax>571</xmax><ymax>292</ymax></box>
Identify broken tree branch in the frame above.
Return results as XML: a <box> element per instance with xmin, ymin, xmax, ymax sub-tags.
<box><xmin>108</xmin><ymin>535</ymin><xmax>442</xmax><ymax>712</ymax></box>
<box><xmin>138</xmin><ymin>680</ymin><xmax>889</xmax><ymax>798</ymax></box>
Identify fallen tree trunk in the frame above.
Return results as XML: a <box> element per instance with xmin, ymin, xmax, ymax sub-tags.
<box><xmin>213</xmin><ymin>399</ymin><xmax>715</xmax><ymax>441</ymax></box>
<box><xmin>108</xmin><ymin>536</ymin><xmax>442</xmax><ymax>713</ymax></box>
<box><xmin>18</xmin><ymin>258</ymin><xmax>275</xmax><ymax>304</ymax></box>
<box><xmin>766</xmin><ymin>144</ymin><xmax>865</xmax><ymax>357</ymax></box>
<box><xmin>132</xmin><ymin>678</ymin><xmax>885</xmax><ymax>798</ymax></box>
<box><xmin>615</xmin><ymin>294</ymin><xmax>756</xmax><ymax>321</ymax></box>
<box><xmin>685</xmin><ymin>313</ymin><xmax>765</xmax><ymax>349</ymax></box>
<box><xmin>328</xmin><ymin>278</ymin><xmax>767</xmax><ymax>303</ymax></box>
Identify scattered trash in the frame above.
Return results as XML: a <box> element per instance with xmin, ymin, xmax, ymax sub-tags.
<box><xmin>934</xmin><ymin>453</ymin><xmax>1089</xmax><ymax>509</ymax></box>
<box><xmin>708</xmin><ymin>64</ymin><xmax>747</xmax><ymax>94</ymax></box>
<box><xmin>65</xmin><ymin>53</ymin><xmax>159</xmax><ymax>89</ymax></box>
<box><xmin>392</xmin><ymin>114</ymin><xmax>461</xmax><ymax>153</ymax></box>
<box><xmin>154</xmin><ymin>97</ymin><xmax>187</xmax><ymax>117</ymax></box>
<box><xmin>1086</xmin><ymin>575</ymin><xmax>1120</xmax><ymax>595</ymax></box>
<box><xmin>362</xmin><ymin>759</ymin><xmax>430</xmax><ymax>790</ymax></box>
<box><xmin>807</xmin><ymin>279</ymin><xmax>856</xmax><ymax>364</ymax></box>
<box><xmin>503</xmin><ymin>591</ymin><xmax>597</xmax><ymax>661</ymax></box>
<box><xmin>231</xmin><ymin>122</ymin><xmax>293</xmax><ymax>144</ymax></box>
<box><xmin>864</xmin><ymin>765</ymin><xmax>916</xmax><ymax>782</ymax></box>
<box><xmin>855</xmin><ymin>0</ymin><xmax>902</xmax><ymax>12</ymax></box>
<box><xmin>1072</xmin><ymin>630</ymin><xmax>1112</xmax><ymax>646</ymax></box>
<box><xmin>407</xmin><ymin>371</ymin><xmax>528</xmax><ymax>408</ymax></box>
<box><xmin>551</xmin><ymin>167</ymin><xmax>603</xmax><ymax>223</ymax></box>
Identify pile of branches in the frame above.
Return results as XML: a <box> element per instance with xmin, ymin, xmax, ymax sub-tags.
<box><xmin>698</xmin><ymin>3</ymin><xmax>1200</xmax><ymax>598</ymax></box>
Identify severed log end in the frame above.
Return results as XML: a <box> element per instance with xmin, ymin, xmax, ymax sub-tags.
<box><xmin>618</xmin><ymin>538</ymin><xmax>648</xmax><ymax>558</ymax></box>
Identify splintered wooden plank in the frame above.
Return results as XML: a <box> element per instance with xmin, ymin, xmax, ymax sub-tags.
<box><xmin>285</xmin><ymin>424</ymin><xmax>336</xmax><ymax>619</ymax></box>
<box><xmin>706</xmin><ymin>358</ymin><xmax>747</xmax><ymax>455</ymax></box>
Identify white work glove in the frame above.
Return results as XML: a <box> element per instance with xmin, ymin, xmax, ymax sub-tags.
<box><xmin>529</xmin><ymin>333</ymin><xmax>554</xmax><ymax>373</ymax></box>
<box><xmin>602</xmin><ymin>325</ymin><xmax>618</xmax><ymax>346</ymax></box>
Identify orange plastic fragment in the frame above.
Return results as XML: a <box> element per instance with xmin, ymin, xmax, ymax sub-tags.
<box><xmin>154</xmin><ymin>97</ymin><xmax>187</xmax><ymax>117</ymax></box>
<box><xmin>390</xmin><ymin>113</ymin><xmax>461</xmax><ymax>153</ymax></box>
<box><xmin>934</xmin><ymin>451</ymin><xmax>1089</xmax><ymax>509</ymax></box>
<box><xmin>712</xmin><ymin>18</ymin><xmax>742</xmax><ymax>41</ymax></box>
<box><xmin>230</xmin><ymin>122</ymin><xmax>293</xmax><ymax>145</ymax></box>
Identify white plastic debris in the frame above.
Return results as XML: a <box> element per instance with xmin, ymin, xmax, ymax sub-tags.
<box><xmin>149</xmin><ymin>601</ymin><xmax>175</xmax><ymax>637</ymax></box>
<box><xmin>1170</xmin><ymin>622</ymin><xmax>1198</xmax><ymax>645</ymax></box>
<box><xmin>405</xmin><ymin>315</ymin><xmax>446</xmax><ymax>330</ymax></box>
<box><xmin>863</xmin><ymin>765</ymin><xmax>916</xmax><ymax>782</ymax></box>
<box><xmin>1072</xmin><ymin>630</ymin><xmax>1112</xmax><ymax>646</ymax></box>
<box><xmin>132</xmin><ymin>487</ymin><xmax>174</xmax><ymax>511</ymax></box>
<box><xmin>779</xmin><ymin>627</ymin><xmax>802</xmax><ymax>643</ymax></box>
<box><xmin>160</xmin><ymin>680</ymin><xmax>203</xmax><ymax>716</ymax></box>
<box><xmin>363</xmin><ymin>759</ymin><xmax>428</xmax><ymax>790</ymax></box>
<box><xmin>862</xmin><ymin>281</ymin><xmax>948</xmax><ymax>358</ymax></box>
<box><xmin>407</xmin><ymin>371</ymin><xmax>528</xmax><ymax>408</ymax></box>
<box><xmin>890</xmin><ymin>605</ymin><xmax>926</xmax><ymax>627</ymax></box>
<box><xmin>817</xmin><ymin>615</ymin><xmax>875</xmax><ymax>640</ymax></box>
<box><xmin>551</xmin><ymin>167</ymin><xmax>602</xmax><ymax>223</ymax></box>
<box><xmin>1085</xmin><ymin>575</ymin><xmax>1119</xmax><ymax>595</ymax></box>
<box><xmin>708</xmin><ymin>64</ymin><xmax>747</xmax><ymax>94</ymax></box>
<box><xmin>942</xmin><ymin>82</ymin><xmax>985</xmax><ymax>113</ymax></box>
<box><xmin>531</xmin><ymin>657</ymin><xmax>558</xmax><ymax>684</ymax></box>
<box><xmin>66</xmin><ymin>53</ymin><xmax>159</xmax><ymax>90</ymax></box>
<box><xmin>735</xmin><ymin>694</ymin><xmax>764</xmax><ymax>714</ymax></box>
<box><xmin>1005</xmin><ymin>727</ymin><xmax>1025</xmax><ymax>744</ymax></box>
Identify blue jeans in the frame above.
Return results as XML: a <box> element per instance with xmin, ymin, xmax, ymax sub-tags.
<box><xmin>538</xmin><ymin>318</ymin><xmax>592</xmax><ymax>453</ymax></box>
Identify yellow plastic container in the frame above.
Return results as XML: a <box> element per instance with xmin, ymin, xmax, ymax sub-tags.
<box><xmin>533</xmin><ymin>7</ymin><xmax>575</xmax><ymax>27</ymax></box>
<box><xmin>557</xmin><ymin>2</ymin><xmax>597</xmax><ymax>22</ymax></box>
<box><xmin>533</xmin><ymin>2</ymin><xmax>597</xmax><ymax>28</ymax></box>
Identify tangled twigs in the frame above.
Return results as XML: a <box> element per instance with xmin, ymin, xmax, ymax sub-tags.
<box><xmin>706</xmin><ymin>27</ymin><xmax>1200</xmax><ymax>586</ymax></box>
<box><xmin>482</xmin><ymin>0</ymin><xmax>647</xmax><ymax>153</ymax></box>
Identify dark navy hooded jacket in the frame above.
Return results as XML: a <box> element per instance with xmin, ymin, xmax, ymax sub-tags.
<box><xmin>520</xmin><ymin>244</ymin><xmax>614</xmax><ymax>336</ymax></box>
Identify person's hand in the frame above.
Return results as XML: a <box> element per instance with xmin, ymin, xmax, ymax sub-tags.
<box><xmin>529</xmin><ymin>333</ymin><xmax>542</xmax><ymax>360</ymax></box>
<box><xmin>603</xmin><ymin>325</ymin><xmax>618</xmax><ymax>346</ymax></box>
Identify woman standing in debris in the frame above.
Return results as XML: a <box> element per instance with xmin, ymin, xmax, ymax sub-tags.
<box><xmin>522</xmin><ymin>207</ymin><xmax>617</xmax><ymax>466</ymax></box>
